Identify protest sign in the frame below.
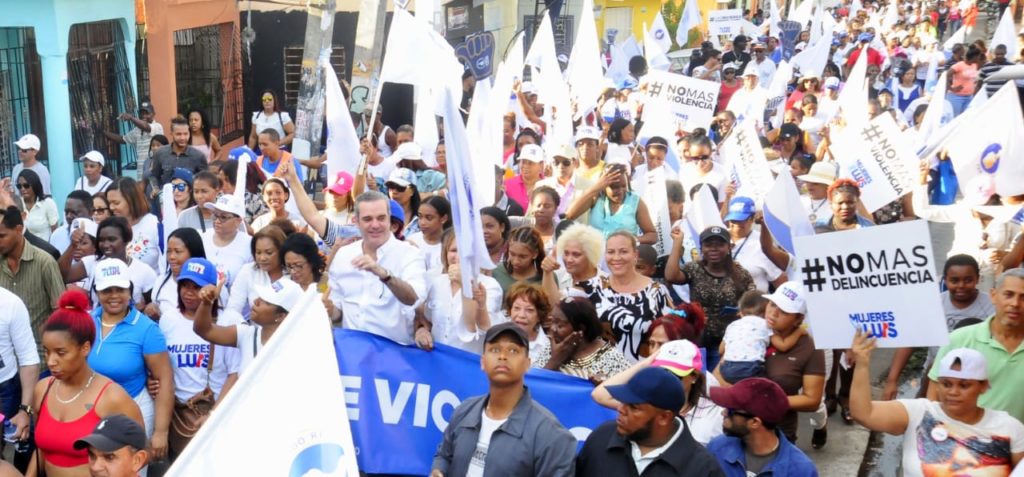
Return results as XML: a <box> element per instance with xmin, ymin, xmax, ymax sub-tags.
<box><xmin>794</xmin><ymin>220</ymin><xmax>948</xmax><ymax>349</ymax></box>
<box><xmin>831</xmin><ymin>113</ymin><xmax>919</xmax><ymax>212</ymax></box>
<box><xmin>778</xmin><ymin>20</ymin><xmax>802</xmax><ymax>61</ymax></box>
<box><xmin>639</xmin><ymin>167</ymin><xmax>674</xmax><ymax>257</ymax></box>
<box><xmin>720</xmin><ymin>121</ymin><xmax>775</xmax><ymax>206</ymax></box>
<box><xmin>336</xmin><ymin>330</ymin><xmax>616</xmax><ymax>475</ymax></box>
<box><xmin>708</xmin><ymin>9</ymin><xmax>743</xmax><ymax>37</ymax></box>
<box><xmin>643</xmin><ymin>70</ymin><xmax>720</xmax><ymax>129</ymax></box>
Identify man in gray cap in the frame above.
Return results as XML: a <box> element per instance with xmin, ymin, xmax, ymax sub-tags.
<box><xmin>73</xmin><ymin>414</ymin><xmax>149</xmax><ymax>477</ymax></box>
<box><xmin>432</xmin><ymin>322</ymin><xmax>576</xmax><ymax>476</ymax></box>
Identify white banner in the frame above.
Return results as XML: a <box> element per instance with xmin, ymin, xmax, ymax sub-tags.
<box><xmin>831</xmin><ymin>114</ymin><xmax>919</xmax><ymax>212</ymax></box>
<box><xmin>708</xmin><ymin>9</ymin><xmax>743</xmax><ymax>36</ymax></box>
<box><xmin>794</xmin><ymin>221</ymin><xmax>948</xmax><ymax>349</ymax></box>
<box><xmin>720</xmin><ymin>121</ymin><xmax>775</xmax><ymax>206</ymax></box>
<box><xmin>640</xmin><ymin>167</ymin><xmax>674</xmax><ymax>257</ymax></box>
<box><xmin>643</xmin><ymin>70</ymin><xmax>720</xmax><ymax>130</ymax></box>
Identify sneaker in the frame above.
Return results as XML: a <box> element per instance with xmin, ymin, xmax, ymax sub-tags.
<box><xmin>812</xmin><ymin>427</ymin><xmax>828</xmax><ymax>450</ymax></box>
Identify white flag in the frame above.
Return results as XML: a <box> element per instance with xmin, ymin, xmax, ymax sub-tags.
<box><xmin>650</xmin><ymin>12</ymin><xmax>673</xmax><ymax>53</ymax></box>
<box><xmin>323</xmin><ymin>61</ymin><xmax>363</xmax><ymax>177</ymax></box>
<box><xmin>915</xmin><ymin>71</ymin><xmax>949</xmax><ymax>155</ymax></box>
<box><xmin>160</xmin><ymin>184</ymin><xmax>177</xmax><ymax>248</ymax></box>
<box><xmin>644</xmin><ymin>22</ymin><xmax>671</xmax><ymax>72</ymax></box>
<box><xmin>165</xmin><ymin>289</ymin><xmax>360</xmax><ymax>476</ymax></box>
<box><xmin>791</xmin><ymin>0</ymin><xmax>814</xmax><ymax>27</ymax></box>
<box><xmin>947</xmin><ymin>82</ymin><xmax>1024</xmax><ymax>197</ymax></box>
<box><xmin>790</xmin><ymin>25</ymin><xmax>835</xmax><ymax>82</ymax></box>
<box><xmin>566</xmin><ymin>0</ymin><xmax>605</xmax><ymax>116</ymax></box>
<box><xmin>767</xmin><ymin>0</ymin><xmax>782</xmax><ymax>38</ymax></box>
<box><xmin>838</xmin><ymin>45</ymin><xmax>870</xmax><ymax>123</ymax></box>
<box><xmin>990</xmin><ymin>7</ymin><xmax>1017</xmax><ymax>51</ymax></box>
<box><xmin>944</xmin><ymin>25</ymin><xmax>966</xmax><ymax>50</ymax></box>
<box><xmin>676</xmin><ymin>0</ymin><xmax>703</xmax><ymax>47</ymax></box>
<box><xmin>232</xmin><ymin>149</ymin><xmax>252</xmax><ymax>204</ymax></box>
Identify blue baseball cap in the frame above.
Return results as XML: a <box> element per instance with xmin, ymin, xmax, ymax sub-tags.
<box><xmin>389</xmin><ymin>199</ymin><xmax>404</xmax><ymax>224</ymax></box>
<box><xmin>724</xmin><ymin>197</ymin><xmax>756</xmax><ymax>222</ymax></box>
<box><xmin>606</xmin><ymin>367</ymin><xmax>685</xmax><ymax>412</ymax></box>
<box><xmin>858</xmin><ymin>32</ymin><xmax>873</xmax><ymax>42</ymax></box>
<box><xmin>178</xmin><ymin>258</ymin><xmax>218</xmax><ymax>288</ymax></box>
<box><xmin>227</xmin><ymin>146</ymin><xmax>257</xmax><ymax>164</ymax></box>
<box><xmin>172</xmin><ymin>167</ymin><xmax>193</xmax><ymax>185</ymax></box>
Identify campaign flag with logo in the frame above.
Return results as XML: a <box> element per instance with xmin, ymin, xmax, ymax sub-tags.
<box><xmin>831</xmin><ymin>113</ymin><xmax>920</xmax><ymax>212</ymax></box>
<box><xmin>336</xmin><ymin>330</ymin><xmax>616</xmax><ymax>475</ymax></box>
<box><xmin>644</xmin><ymin>21</ymin><xmax>671</xmax><ymax>72</ymax></box>
<box><xmin>649</xmin><ymin>12</ymin><xmax>673</xmax><ymax>53</ymax></box>
<box><xmin>794</xmin><ymin>221</ymin><xmax>948</xmax><ymax>349</ymax></box>
<box><xmin>720</xmin><ymin>120</ymin><xmax>775</xmax><ymax>206</ymax></box>
<box><xmin>946</xmin><ymin>82</ymin><xmax>1024</xmax><ymax>198</ymax></box>
<box><xmin>708</xmin><ymin>9</ymin><xmax>743</xmax><ymax>44</ymax></box>
<box><xmin>165</xmin><ymin>289</ymin><xmax>360</xmax><ymax>476</ymax></box>
<box><xmin>643</xmin><ymin>70</ymin><xmax>720</xmax><ymax>129</ymax></box>
<box><xmin>763</xmin><ymin>170</ymin><xmax>815</xmax><ymax>255</ymax></box>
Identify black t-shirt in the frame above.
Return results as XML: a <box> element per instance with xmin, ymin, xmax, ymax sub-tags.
<box><xmin>722</xmin><ymin>51</ymin><xmax>752</xmax><ymax>70</ymax></box>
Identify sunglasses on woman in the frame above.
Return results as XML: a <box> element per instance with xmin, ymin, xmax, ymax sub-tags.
<box><xmin>172</xmin><ymin>183</ymin><xmax>189</xmax><ymax>192</ymax></box>
<box><xmin>387</xmin><ymin>183</ymin><xmax>408</xmax><ymax>193</ymax></box>
<box><xmin>554</xmin><ymin>159</ymin><xmax>573</xmax><ymax>167</ymax></box>
<box><xmin>17</xmin><ymin>183</ymin><xmax>31</xmax><ymax>190</ymax></box>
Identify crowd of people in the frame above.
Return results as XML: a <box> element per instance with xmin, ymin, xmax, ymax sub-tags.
<box><xmin>0</xmin><ymin>0</ymin><xmax>1022</xmax><ymax>475</ymax></box>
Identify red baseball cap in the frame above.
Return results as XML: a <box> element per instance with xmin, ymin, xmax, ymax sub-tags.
<box><xmin>709</xmin><ymin>378</ymin><xmax>790</xmax><ymax>424</ymax></box>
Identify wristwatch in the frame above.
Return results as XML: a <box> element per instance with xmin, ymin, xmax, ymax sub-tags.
<box><xmin>18</xmin><ymin>404</ymin><xmax>31</xmax><ymax>416</ymax></box>
<box><xmin>379</xmin><ymin>270</ymin><xmax>393</xmax><ymax>284</ymax></box>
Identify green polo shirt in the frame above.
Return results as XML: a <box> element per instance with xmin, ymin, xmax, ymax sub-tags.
<box><xmin>928</xmin><ymin>317</ymin><xmax>1024</xmax><ymax>422</ymax></box>
<box><xmin>0</xmin><ymin>241</ymin><xmax>66</xmax><ymax>362</ymax></box>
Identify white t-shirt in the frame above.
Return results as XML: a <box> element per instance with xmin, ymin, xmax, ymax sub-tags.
<box><xmin>129</xmin><ymin>214</ymin><xmax>162</xmax><ymax>272</ymax></box>
<box><xmin>679</xmin><ymin>163</ymin><xmax>728</xmax><ymax>203</ymax></box>
<box><xmin>73</xmin><ymin>175</ymin><xmax>113</xmax><ymax>195</ymax></box>
<box><xmin>940</xmin><ymin>291</ymin><xmax>995</xmax><ymax>331</ymax></box>
<box><xmin>152</xmin><ymin>273</ymin><xmax>179</xmax><ymax>317</ymax></box>
<box><xmin>159</xmin><ymin>309</ymin><xmax>242</xmax><ymax>401</ymax></box>
<box><xmin>899</xmin><ymin>399</ymin><xmax>1024</xmax><ymax>477</ymax></box>
<box><xmin>0</xmin><ymin>288</ymin><xmax>41</xmax><ymax>383</ymax></box>
<box><xmin>23</xmin><ymin>197</ymin><xmax>58</xmax><ymax>241</ymax></box>
<box><xmin>684</xmin><ymin>373</ymin><xmax>724</xmax><ymax>446</ymax></box>
<box><xmin>732</xmin><ymin>230</ymin><xmax>784</xmax><ymax>292</ymax></box>
<box><xmin>202</xmin><ymin>230</ymin><xmax>253</xmax><ymax>288</ymax></box>
<box><xmin>465</xmin><ymin>411</ymin><xmax>508</xmax><ymax>477</ymax></box>
<box><xmin>406</xmin><ymin>233</ymin><xmax>443</xmax><ymax>275</ymax></box>
<box><xmin>226</xmin><ymin>265</ymin><xmax>290</xmax><ymax>319</ymax></box>
<box><xmin>235</xmin><ymin>323</ymin><xmax>263</xmax><ymax>376</ymax></box>
<box><xmin>250</xmin><ymin>211</ymin><xmax>306</xmax><ymax>234</ymax></box>
<box><xmin>425</xmin><ymin>274</ymin><xmax>505</xmax><ymax>354</ymax></box>
<box><xmin>49</xmin><ymin>224</ymin><xmax>74</xmax><ymax>255</ymax></box>
<box><xmin>81</xmin><ymin>256</ymin><xmax>157</xmax><ymax>306</ymax></box>
<box><xmin>251</xmin><ymin>111</ymin><xmax>292</xmax><ymax>141</ymax></box>
<box><xmin>801</xmin><ymin>195</ymin><xmax>833</xmax><ymax>224</ymax></box>
<box><xmin>722</xmin><ymin>315</ymin><xmax>772</xmax><ymax>362</ymax></box>
<box><xmin>366</xmin><ymin>156</ymin><xmax>398</xmax><ymax>184</ymax></box>
<box><xmin>12</xmin><ymin>162</ymin><xmax>51</xmax><ymax>196</ymax></box>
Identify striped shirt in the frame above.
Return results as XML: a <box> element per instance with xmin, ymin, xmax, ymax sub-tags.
<box><xmin>0</xmin><ymin>240</ymin><xmax>66</xmax><ymax>363</ymax></box>
<box><xmin>978</xmin><ymin>60</ymin><xmax>1012</xmax><ymax>96</ymax></box>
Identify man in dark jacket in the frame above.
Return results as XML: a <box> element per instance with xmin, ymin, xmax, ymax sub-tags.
<box><xmin>576</xmin><ymin>367</ymin><xmax>724</xmax><ymax>476</ymax></box>
<box><xmin>432</xmin><ymin>323</ymin><xmax>576</xmax><ymax>476</ymax></box>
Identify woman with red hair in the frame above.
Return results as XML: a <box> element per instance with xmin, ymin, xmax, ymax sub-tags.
<box><xmin>29</xmin><ymin>290</ymin><xmax>143</xmax><ymax>477</ymax></box>
<box><xmin>814</xmin><ymin>179</ymin><xmax>875</xmax><ymax>232</ymax></box>
<box><xmin>645</xmin><ymin>302</ymin><xmax>707</xmax><ymax>357</ymax></box>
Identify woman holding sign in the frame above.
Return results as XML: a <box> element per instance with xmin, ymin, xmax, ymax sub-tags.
<box><xmin>849</xmin><ymin>333</ymin><xmax>1024</xmax><ymax>475</ymax></box>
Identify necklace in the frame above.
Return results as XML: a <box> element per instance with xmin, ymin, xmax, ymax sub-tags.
<box><xmin>54</xmin><ymin>372</ymin><xmax>97</xmax><ymax>404</ymax></box>
<box><xmin>809</xmin><ymin>199</ymin><xmax>828</xmax><ymax>222</ymax></box>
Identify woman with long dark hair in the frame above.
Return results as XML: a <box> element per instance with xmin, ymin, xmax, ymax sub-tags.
<box><xmin>186</xmin><ymin>108</ymin><xmax>222</xmax><ymax>162</ymax></box>
<box><xmin>248</xmin><ymin>89</ymin><xmax>295</xmax><ymax>152</ymax></box>
<box><xmin>145</xmin><ymin>228</ymin><xmax>206</xmax><ymax>320</ymax></box>
<box><xmin>492</xmin><ymin>226</ymin><xmax>545</xmax><ymax>294</ymax></box>
<box><xmin>406</xmin><ymin>196</ymin><xmax>452</xmax><ymax>274</ymax></box>
<box><xmin>106</xmin><ymin>178</ymin><xmax>161</xmax><ymax>271</ymax></box>
<box><xmin>17</xmin><ymin>169</ymin><xmax>58</xmax><ymax>240</ymax></box>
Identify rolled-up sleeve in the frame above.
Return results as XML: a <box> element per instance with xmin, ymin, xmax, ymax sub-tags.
<box><xmin>10</xmin><ymin>299</ymin><xmax>39</xmax><ymax>367</ymax></box>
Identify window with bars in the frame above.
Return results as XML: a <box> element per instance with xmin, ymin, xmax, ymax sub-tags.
<box><xmin>174</xmin><ymin>23</ymin><xmax>245</xmax><ymax>143</ymax></box>
<box><xmin>282</xmin><ymin>46</ymin><xmax>346</xmax><ymax>107</ymax></box>
<box><xmin>0</xmin><ymin>27</ymin><xmax>45</xmax><ymax>177</ymax></box>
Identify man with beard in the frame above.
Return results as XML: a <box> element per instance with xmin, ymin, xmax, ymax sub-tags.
<box><xmin>707</xmin><ymin>378</ymin><xmax>817</xmax><ymax>476</ymax></box>
<box><xmin>577</xmin><ymin>367</ymin><xmax>723</xmax><ymax>476</ymax></box>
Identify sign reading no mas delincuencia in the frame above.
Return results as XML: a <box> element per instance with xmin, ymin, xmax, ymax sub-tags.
<box><xmin>794</xmin><ymin>220</ymin><xmax>948</xmax><ymax>350</ymax></box>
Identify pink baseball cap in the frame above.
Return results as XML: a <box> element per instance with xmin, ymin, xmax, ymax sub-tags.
<box><xmin>651</xmin><ymin>340</ymin><xmax>703</xmax><ymax>377</ymax></box>
<box><xmin>327</xmin><ymin>171</ymin><xmax>355</xmax><ymax>196</ymax></box>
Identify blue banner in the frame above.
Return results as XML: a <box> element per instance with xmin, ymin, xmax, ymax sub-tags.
<box><xmin>334</xmin><ymin>329</ymin><xmax>617</xmax><ymax>475</ymax></box>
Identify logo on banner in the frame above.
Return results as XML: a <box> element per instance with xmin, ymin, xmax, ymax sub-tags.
<box><xmin>848</xmin><ymin>310</ymin><xmax>899</xmax><ymax>338</ymax></box>
<box><xmin>850</xmin><ymin>159</ymin><xmax>874</xmax><ymax>188</ymax></box>
<box><xmin>289</xmin><ymin>439</ymin><xmax>349</xmax><ymax>477</ymax></box>
<box><xmin>980</xmin><ymin>143</ymin><xmax>1002</xmax><ymax>173</ymax></box>
<box><xmin>800</xmin><ymin>246</ymin><xmax>933</xmax><ymax>292</ymax></box>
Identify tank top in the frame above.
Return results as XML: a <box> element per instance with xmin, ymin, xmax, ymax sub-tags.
<box><xmin>896</xmin><ymin>84</ymin><xmax>921</xmax><ymax>113</ymax></box>
<box><xmin>36</xmin><ymin>378</ymin><xmax>114</xmax><ymax>468</ymax></box>
<box><xmin>589</xmin><ymin>192</ymin><xmax>641</xmax><ymax>237</ymax></box>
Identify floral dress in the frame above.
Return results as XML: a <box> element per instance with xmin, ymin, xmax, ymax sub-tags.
<box><xmin>577</xmin><ymin>277</ymin><xmax>673</xmax><ymax>363</ymax></box>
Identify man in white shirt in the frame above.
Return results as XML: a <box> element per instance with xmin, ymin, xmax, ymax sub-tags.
<box><xmin>536</xmin><ymin>144</ymin><xmax>583</xmax><ymax>218</ymax></box>
<box><xmin>727</xmin><ymin>67</ymin><xmax>768</xmax><ymax>133</ymax></box>
<box><xmin>11</xmin><ymin>134</ymin><xmax>50</xmax><ymax>197</ymax></box>
<box><xmin>0</xmin><ymin>288</ymin><xmax>41</xmax><ymax>453</ymax></box>
<box><xmin>200</xmin><ymin>194</ymin><xmax>253</xmax><ymax>289</ymax></box>
<box><xmin>327</xmin><ymin>190</ymin><xmax>426</xmax><ymax>345</ymax></box>
<box><xmin>751</xmin><ymin>42</ymin><xmax>777</xmax><ymax>88</ymax></box>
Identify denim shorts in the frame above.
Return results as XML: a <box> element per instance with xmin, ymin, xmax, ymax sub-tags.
<box><xmin>720</xmin><ymin>360</ymin><xmax>766</xmax><ymax>384</ymax></box>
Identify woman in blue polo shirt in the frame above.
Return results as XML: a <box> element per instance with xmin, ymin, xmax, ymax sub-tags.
<box><xmin>88</xmin><ymin>258</ymin><xmax>175</xmax><ymax>462</ymax></box>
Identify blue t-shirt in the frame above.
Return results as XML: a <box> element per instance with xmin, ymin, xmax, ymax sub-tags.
<box><xmin>258</xmin><ymin>153</ymin><xmax>305</xmax><ymax>182</ymax></box>
<box><xmin>88</xmin><ymin>308</ymin><xmax>167</xmax><ymax>397</ymax></box>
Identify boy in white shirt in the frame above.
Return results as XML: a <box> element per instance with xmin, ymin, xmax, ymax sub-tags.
<box><xmin>718</xmin><ymin>290</ymin><xmax>803</xmax><ymax>384</ymax></box>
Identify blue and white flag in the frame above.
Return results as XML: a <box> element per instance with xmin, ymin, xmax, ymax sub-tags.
<box><xmin>442</xmin><ymin>85</ymin><xmax>496</xmax><ymax>294</ymax></box>
<box><xmin>763</xmin><ymin>170</ymin><xmax>815</xmax><ymax>255</ymax></box>
<box><xmin>166</xmin><ymin>289</ymin><xmax>360</xmax><ymax>476</ymax></box>
<box><xmin>649</xmin><ymin>12</ymin><xmax>673</xmax><ymax>53</ymax></box>
<box><xmin>336</xmin><ymin>330</ymin><xmax>616</xmax><ymax>475</ymax></box>
<box><xmin>644</xmin><ymin>21</ymin><xmax>671</xmax><ymax>72</ymax></box>
<box><xmin>947</xmin><ymin>82</ymin><xmax>1024</xmax><ymax>197</ymax></box>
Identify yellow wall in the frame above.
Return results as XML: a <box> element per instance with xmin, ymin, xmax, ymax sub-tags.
<box><xmin>596</xmin><ymin>0</ymin><xmax>721</xmax><ymax>49</ymax></box>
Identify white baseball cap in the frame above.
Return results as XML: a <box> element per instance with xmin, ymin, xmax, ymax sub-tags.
<box><xmin>520</xmin><ymin>81</ymin><xmax>538</xmax><ymax>95</ymax></box>
<box><xmin>762</xmin><ymin>281</ymin><xmax>807</xmax><ymax>314</ymax></box>
<box><xmin>71</xmin><ymin>218</ymin><xmax>98</xmax><ymax>238</ymax></box>
<box><xmin>937</xmin><ymin>348</ymin><xmax>988</xmax><ymax>381</ymax></box>
<box><xmin>204</xmin><ymin>194</ymin><xmax>246</xmax><ymax>218</ymax></box>
<box><xmin>549</xmin><ymin>143</ymin><xmax>577</xmax><ymax>162</ymax></box>
<box><xmin>518</xmin><ymin>144</ymin><xmax>545</xmax><ymax>163</ymax></box>
<box><xmin>93</xmin><ymin>258</ymin><xmax>131</xmax><ymax>291</ymax></box>
<box><xmin>254</xmin><ymin>279</ymin><xmax>303</xmax><ymax>312</ymax></box>
<box><xmin>386</xmin><ymin>168</ymin><xmax>418</xmax><ymax>188</ymax></box>
<box><xmin>80</xmin><ymin>150</ymin><xmax>105</xmax><ymax>167</ymax></box>
<box><xmin>574</xmin><ymin>126</ymin><xmax>601</xmax><ymax>144</ymax></box>
<box><xmin>392</xmin><ymin>142</ymin><xmax>423</xmax><ymax>162</ymax></box>
<box><xmin>15</xmin><ymin>134</ymin><xmax>40</xmax><ymax>151</ymax></box>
